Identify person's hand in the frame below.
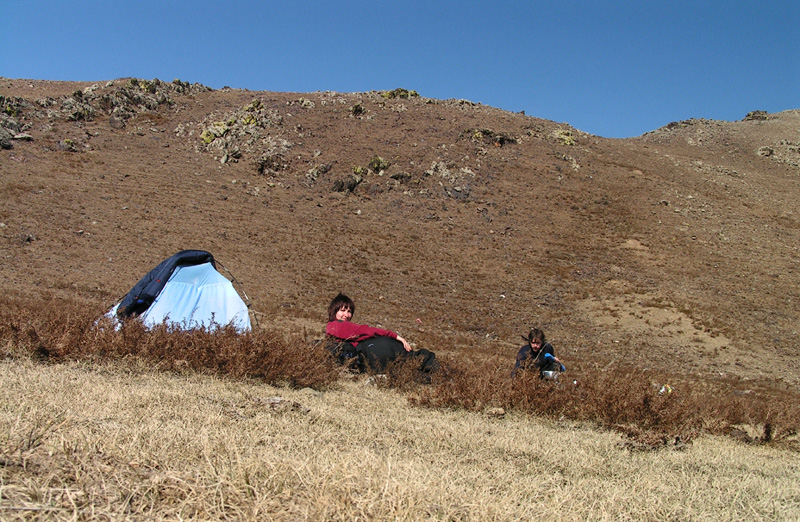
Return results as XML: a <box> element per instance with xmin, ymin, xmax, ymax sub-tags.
<box><xmin>396</xmin><ymin>335</ymin><xmax>412</xmax><ymax>352</ymax></box>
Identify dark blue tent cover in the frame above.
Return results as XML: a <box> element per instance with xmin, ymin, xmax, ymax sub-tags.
<box><xmin>116</xmin><ymin>250</ymin><xmax>215</xmax><ymax>318</ymax></box>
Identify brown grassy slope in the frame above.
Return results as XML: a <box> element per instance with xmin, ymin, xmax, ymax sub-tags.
<box><xmin>3</xmin><ymin>358</ymin><xmax>799</xmax><ymax>521</ymax></box>
<box><xmin>1</xmin><ymin>78</ymin><xmax>798</xmax><ymax>387</ymax></box>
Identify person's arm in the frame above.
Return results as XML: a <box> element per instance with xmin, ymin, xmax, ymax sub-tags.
<box><xmin>326</xmin><ymin>320</ymin><xmax>397</xmax><ymax>343</ymax></box>
<box><xmin>514</xmin><ymin>346</ymin><xmax>529</xmax><ymax>368</ymax></box>
<box><xmin>543</xmin><ymin>344</ymin><xmax>566</xmax><ymax>371</ymax></box>
<box><xmin>326</xmin><ymin>320</ymin><xmax>410</xmax><ymax>350</ymax></box>
<box><xmin>512</xmin><ymin>346</ymin><xmax>529</xmax><ymax>377</ymax></box>
<box><xmin>395</xmin><ymin>335</ymin><xmax>412</xmax><ymax>352</ymax></box>
<box><xmin>544</xmin><ymin>343</ymin><xmax>561</xmax><ymax>363</ymax></box>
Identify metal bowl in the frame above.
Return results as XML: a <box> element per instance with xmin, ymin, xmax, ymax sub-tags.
<box><xmin>542</xmin><ymin>371</ymin><xmax>559</xmax><ymax>380</ymax></box>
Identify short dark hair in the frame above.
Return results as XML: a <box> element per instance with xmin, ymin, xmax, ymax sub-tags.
<box><xmin>328</xmin><ymin>293</ymin><xmax>355</xmax><ymax>322</ymax></box>
<box><xmin>524</xmin><ymin>328</ymin><xmax>546</xmax><ymax>345</ymax></box>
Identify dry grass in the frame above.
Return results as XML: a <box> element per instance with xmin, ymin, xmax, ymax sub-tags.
<box><xmin>2</xmin><ymin>296</ymin><xmax>800</xmax><ymax>518</ymax></box>
<box><xmin>2</xmin><ymin>358</ymin><xmax>799</xmax><ymax>521</ymax></box>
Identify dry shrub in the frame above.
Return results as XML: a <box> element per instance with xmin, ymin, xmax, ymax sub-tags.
<box><xmin>0</xmin><ymin>295</ymin><xmax>99</xmax><ymax>359</ymax></box>
<box><xmin>0</xmin><ymin>296</ymin><xmax>339</xmax><ymax>389</ymax></box>
<box><xmin>408</xmin><ymin>359</ymin><xmax>510</xmax><ymax>410</ymax></box>
<box><xmin>412</xmin><ymin>357</ymin><xmax>800</xmax><ymax>447</ymax></box>
<box><xmin>2</xmin><ymin>295</ymin><xmax>799</xmax><ymax>446</ymax></box>
<box><xmin>371</xmin><ymin>355</ymin><xmax>441</xmax><ymax>390</ymax></box>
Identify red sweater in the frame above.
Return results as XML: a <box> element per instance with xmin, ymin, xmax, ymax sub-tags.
<box><xmin>326</xmin><ymin>320</ymin><xmax>397</xmax><ymax>347</ymax></box>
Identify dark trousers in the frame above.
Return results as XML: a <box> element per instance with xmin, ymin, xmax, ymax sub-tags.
<box><xmin>356</xmin><ymin>336</ymin><xmax>436</xmax><ymax>373</ymax></box>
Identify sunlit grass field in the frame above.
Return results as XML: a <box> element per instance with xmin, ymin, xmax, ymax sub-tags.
<box><xmin>1</xmin><ymin>298</ymin><xmax>799</xmax><ymax>520</ymax></box>
<box><xmin>2</xmin><ymin>358</ymin><xmax>799</xmax><ymax>521</ymax></box>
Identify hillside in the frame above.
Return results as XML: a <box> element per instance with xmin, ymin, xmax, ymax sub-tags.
<box><xmin>1</xmin><ymin>77</ymin><xmax>799</xmax><ymax>387</ymax></box>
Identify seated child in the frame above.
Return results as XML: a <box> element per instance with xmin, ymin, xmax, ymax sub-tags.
<box><xmin>512</xmin><ymin>327</ymin><xmax>564</xmax><ymax>378</ymax></box>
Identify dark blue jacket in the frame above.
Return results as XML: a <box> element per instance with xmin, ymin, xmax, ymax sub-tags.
<box><xmin>512</xmin><ymin>342</ymin><xmax>557</xmax><ymax>377</ymax></box>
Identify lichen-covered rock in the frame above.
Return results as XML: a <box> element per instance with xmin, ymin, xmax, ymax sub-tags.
<box><xmin>551</xmin><ymin>128</ymin><xmax>576</xmax><ymax>146</ymax></box>
<box><xmin>350</xmin><ymin>103</ymin><xmax>366</xmax><ymax>116</ymax></box>
<box><xmin>368</xmin><ymin>156</ymin><xmax>390</xmax><ymax>173</ymax></box>
<box><xmin>58</xmin><ymin>138</ymin><xmax>77</xmax><ymax>152</ymax></box>
<box><xmin>381</xmin><ymin>88</ymin><xmax>419</xmax><ymax>99</ymax></box>
<box><xmin>332</xmin><ymin>174</ymin><xmax>363</xmax><ymax>192</ymax></box>
<box><xmin>2</xmin><ymin>78</ymin><xmax>212</xmax><ymax>130</ymax></box>
<box><xmin>198</xmin><ymin>99</ymin><xmax>290</xmax><ymax>168</ymax></box>
<box><xmin>306</xmin><ymin>163</ymin><xmax>332</xmax><ymax>185</ymax></box>
<box><xmin>744</xmin><ymin>110</ymin><xmax>769</xmax><ymax>121</ymax></box>
<box><xmin>465</xmin><ymin>128</ymin><xmax>518</xmax><ymax>147</ymax></box>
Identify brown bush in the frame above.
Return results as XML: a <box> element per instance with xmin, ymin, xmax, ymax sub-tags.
<box><xmin>0</xmin><ymin>296</ymin><xmax>339</xmax><ymax>389</ymax></box>
<box><xmin>411</xmin><ymin>357</ymin><xmax>800</xmax><ymax>447</ymax></box>
<box><xmin>2</xmin><ymin>296</ymin><xmax>798</xmax><ymax>447</ymax></box>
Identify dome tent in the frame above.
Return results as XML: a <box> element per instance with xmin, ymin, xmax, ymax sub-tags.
<box><xmin>106</xmin><ymin>250</ymin><xmax>251</xmax><ymax>331</ymax></box>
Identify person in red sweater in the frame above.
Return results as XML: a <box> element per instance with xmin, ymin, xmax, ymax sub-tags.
<box><xmin>326</xmin><ymin>293</ymin><xmax>412</xmax><ymax>351</ymax></box>
<box><xmin>325</xmin><ymin>293</ymin><xmax>435</xmax><ymax>373</ymax></box>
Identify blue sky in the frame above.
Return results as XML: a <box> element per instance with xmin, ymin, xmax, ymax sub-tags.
<box><xmin>2</xmin><ymin>1</ymin><xmax>797</xmax><ymax>138</ymax></box>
